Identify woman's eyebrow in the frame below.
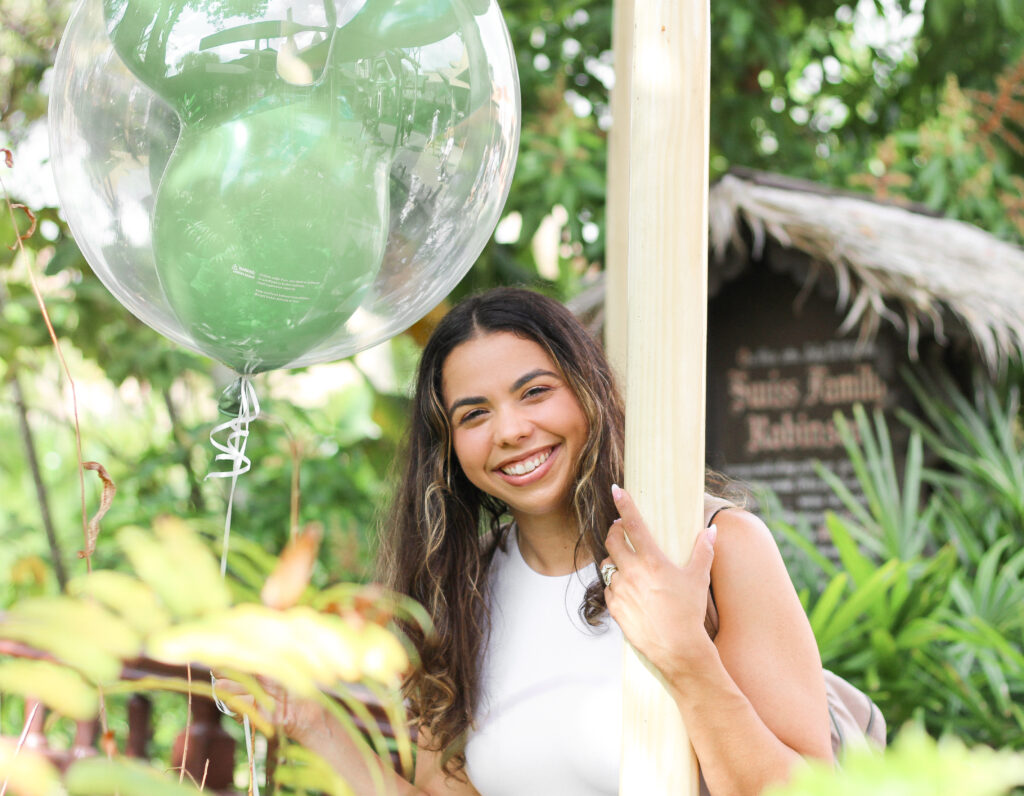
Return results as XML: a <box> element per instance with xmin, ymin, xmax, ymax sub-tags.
<box><xmin>511</xmin><ymin>369</ymin><xmax>559</xmax><ymax>391</ymax></box>
<box><xmin>448</xmin><ymin>394</ymin><xmax>485</xmax><ymax>419</ymax></box>
<box><xmin>447</xmin><ymin>369</ymin><xmax>560</xmax><ymax>419</ymax></box>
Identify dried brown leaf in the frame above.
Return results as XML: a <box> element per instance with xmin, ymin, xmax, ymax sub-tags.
<box><xmin>79</xmin><ymin>462</ymin><xmax>116</xmax><ymax>559</ymax></box>
<box><xmin>100</xmin><ymin>729</ymin><xmax>118</xmax><ymax>758</ymax></box>
<box><xmin>260</xmin><ymin>524</ymin><xmax>322</xmax><ymax>610</ymax></box>
<box><xmin>7</xmin><ymin>203</ymin><xmax>36</xmax><ymax>250</ymax></box>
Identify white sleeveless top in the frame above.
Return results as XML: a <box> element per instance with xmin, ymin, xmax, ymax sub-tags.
<box><xmin>464</xmin><ymin>528</ymin><xmax>622</xmax><ymax>795</ymax></box>
<box><xmin>464</xmin><ymin>503</ymin><xmax>729</xmax><ymax>795</ymax></box>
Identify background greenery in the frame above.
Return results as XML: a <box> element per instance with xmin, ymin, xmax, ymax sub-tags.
<box><xmin>2</xmin><ymin>0</ymin><xmax>1024</xmax><ymax>791</ymax></box>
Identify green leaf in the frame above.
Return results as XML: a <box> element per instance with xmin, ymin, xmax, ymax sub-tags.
<box><xmin>118</xmin><ymin>520</ymin><xmax>229</xmax><ymax>619</ymax></box>
<box><xmin>819</xmin><ymin>560</ymin><xmax>901</xmax><ymax>652</ymax></box>
<box><xmin>0</xmin><ymin>597</ymin><xmax>140</xmax><ymax>683</ymax></box>
<box><xmin>146</xmin><ymin>605</ymin><xmax>408</xmax><ymax>694</ymax></box>
<box><xmin>808</xmin><ymin>572</ymin><xmax>848</xmax><ymax>637</ymax></box>
<box><xmin>65</xmin><ymin>757</ymin><xmax>203</xmax><ymax>796</ymax></box>
<box><xmin>0</xmin><ymin>741</ymin><xmax>64</xmax><ymax>796</ymax></box>
<box><xmin>823</xmin><ymin>513</ymin><xmax>873</xmax><ymax>586</ymax></box>
<box><xmin>67</xmin><ymin>571</ymin><xmax>171</xmax><ymax>635</ymax></box>
<box><xmin>275</xmin><ymin>742</ymin><xmax>357</xmax><ymax>796</ymax></box>
<box><xmin>766</xmin><ymin>723</ymin><xmax>1024</xmax><ymax>795</ymax></box>
<box><xmin>0</xmin><ymin>659</ymin><xmax>99</xmax><ymax>721</ymax></box>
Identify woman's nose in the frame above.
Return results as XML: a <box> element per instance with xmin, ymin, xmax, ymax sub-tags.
<box><xmin>494</xmin><ymin>407</ymin><xmax>532</xmax><ymax>444</ymax></box>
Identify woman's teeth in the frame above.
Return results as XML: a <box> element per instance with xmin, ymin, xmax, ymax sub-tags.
<box><xmin>501</xmin><ymin>450</ymin><xmax>551</xmax><ymax>476</ymax></box>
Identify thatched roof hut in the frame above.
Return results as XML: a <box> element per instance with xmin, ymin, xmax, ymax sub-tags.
<box><xmin>708</xmin><ymin>169</ymin><xmax>1024</xmax><ymax>371</ymax></box>
<box><xmin>572</xmin><ymin>168</ymin><xmax>1024</xmax><ymax>370</ymax></box>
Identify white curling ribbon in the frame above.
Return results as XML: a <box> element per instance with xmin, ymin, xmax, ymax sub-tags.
<box><xmin>209</xmin><ymin>674</ymin><xmax>260</xmax><ymax>796</ymax></box>
<box><xmin>207</xmin><ymin>377</ymin><xmax>260</xmax><ymax>480</ymax></box>
<box><xmin>205</xmin><ymin>378</ymin><xmax>262</xmax><ymax>796</ymax></box>
<box><xmin>210</xmin><ymin>672</ymin><xmax>236</xmax><ymax>717</ymax></box>
<box><xmin>245</xmin><ymin>713</ymin><xmax>261</xmax><ymax>796</ymax></box>
<box><xmin>205</xmin><ymin>377</ymin><xmax>260</xmax><ymax>576</ymax></box>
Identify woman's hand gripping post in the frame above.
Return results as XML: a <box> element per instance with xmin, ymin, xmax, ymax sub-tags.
<box><xmin>599</xmin><ymin>483</ymin><xmax>718</xmax><ymax>689</ymax></box>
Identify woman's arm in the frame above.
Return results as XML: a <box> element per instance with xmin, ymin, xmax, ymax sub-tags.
<box><xmin>603</xmin><ymin>487</ymin><xmax>832</xmax><ymax>796</ymax></box>
<box><xmin>233</xmin><ymin>682</ymin><xmax>480</xmax><ymax>796</ymax></box>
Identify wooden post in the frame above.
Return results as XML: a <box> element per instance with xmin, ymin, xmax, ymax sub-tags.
<box><xmin>619</xmin><ymin>0</ymin><xmax>710</xmax><ymax>793</ymax></box>
<box><xmin>603</xmin><ymin>0</ymin><xmax>633</xmax><ymax>378</ymax></box>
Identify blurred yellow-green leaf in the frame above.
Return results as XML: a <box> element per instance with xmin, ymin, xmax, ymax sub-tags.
<box><xmin>765</xmin><ymin>724</ymin><xmax>1024</xmax><ymax>796</ymax></box>
<box><xmin>0</xmin><ymin>596</ymin><xmax>140</xmax><ymax>683</ymax></box>
<box><xmin>0</xmin><ymin>659</ymin><xmax>98</xmax><ymax>721</ymax></box>
<box><xmin>275</xmin><ymin>743</ymin><xmax>356</xmax><ymax>796</ymax></box>
<box><xmin>148</xmin><ymin>605</ymin><xmax>330</xmax><ymax>695</ymax></box>
<box><xmin>118</xmin><ymin>520</ymin><xmax>229</xmax><ymax>619</ymax></box>
<box><xmin>146</xmin><ymin>604</ymin><xmax>406</xmax><ymax>695</ymax></box>
<box><xmin>67</xmin><ymin>570</ymin><xmax>171</xmax><ymax>635</ymax></box>
<box><xmin>0</xmin><ymin>739</ymin><xmax>64</xmax><ymax>796</ymax></box>
<box><xmin>65</xmin><ymin>756</ymin><xmax>203</xmax><ymax>796</ymax></box>
<box><xmin>359</xmin><ymin>622</ymin><xmax>410</xmax><ymax>686</ymax></box>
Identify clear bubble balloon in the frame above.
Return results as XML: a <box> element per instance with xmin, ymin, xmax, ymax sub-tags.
<box><xmin>50</xmin><ymin>0</ymin><xmax>519</xmax><ymax>374</ymax></box>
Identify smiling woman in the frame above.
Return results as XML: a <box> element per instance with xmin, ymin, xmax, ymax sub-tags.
<box><xmin>260</xmin><ymin>287</ymin><xmax>836</xmax><ymax>796</ymax></box>
<box><xmin>442</xmin><ymin>332</ymin><xmax>588</xmax><ymax>542</ymax></box>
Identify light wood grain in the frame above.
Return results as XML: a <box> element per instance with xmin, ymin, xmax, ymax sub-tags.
<box><xmin>619</xmin><ymin>0</ymin><xmax>710</xmax><ymax>793</ymax></box>
<box><xmin>603</xmin><ymin>0</ymin><xmax>632</xmax><ymax>381</ymax></box>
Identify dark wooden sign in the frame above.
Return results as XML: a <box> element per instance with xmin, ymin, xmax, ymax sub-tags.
<box><xmin>706</xmin><ymin>254</ymin><xmax>913</xmax><ymax>536</ymax></box>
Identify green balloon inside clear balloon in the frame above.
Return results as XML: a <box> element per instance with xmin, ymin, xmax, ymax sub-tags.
<box><xmin>99</xmin><ymin>0</ymin><xmax>470</xmax><ymax>373</ymax></box>
<box><xmin>152</xmin><ymin>104</ymin><xmax>388</xmax><ymax>373</ymax></box>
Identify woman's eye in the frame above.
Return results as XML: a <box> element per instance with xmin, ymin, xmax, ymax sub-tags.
<box><xmin>459</xmin><ymin>408</ymin><xmax>486</xmax><ymax>424</ymax></box>
<box><xmin>523</xmin><ymin>385</ymin><xmax>551</xmax><ymax>399</ymax></box>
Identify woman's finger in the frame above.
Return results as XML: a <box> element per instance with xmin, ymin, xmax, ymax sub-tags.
<box><xmin>684</xmin><ymin>524</ymin><xmax>717</xmax><ymax>572</ymax></box>
<box><xmin>610</xmin><ymin>484</ymin><xmax>656</xmax><ymax>555</ymax></box>
<box><xmin>604</xmin><ymin>518</ymin><xmax>639</xmax><ymax>565</ymax></box>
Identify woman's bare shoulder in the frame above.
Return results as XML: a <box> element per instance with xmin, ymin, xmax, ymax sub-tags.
<box><xmin>707</xmin><ymin>506</ymin><xmax>803</xmax><ymax>632</ymax></box>
<box><xmin>710</xmin><ymin>507</ymin><xmax>780</xmax><ymax>559</ymax></box>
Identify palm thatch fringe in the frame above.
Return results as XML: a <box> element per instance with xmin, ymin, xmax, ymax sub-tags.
<box><xmin>708</xmin><ymin>173</ymin><xmax>1024</xmax><ymax>372</ymax></box>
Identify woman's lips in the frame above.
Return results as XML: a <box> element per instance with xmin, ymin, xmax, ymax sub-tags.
<box><xmin>494</xmin><ymin>445</ymin><xmax>560</xmax><ymax>485</ymax></box>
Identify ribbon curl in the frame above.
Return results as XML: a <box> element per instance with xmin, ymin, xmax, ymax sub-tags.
<box><xmin>206</xmin><ymin>377</ymin><xmax>260</xmax><ymax>575</ymax></box>
<box><xmin>206</xmin><ymin>376</ymin><xmax>261</xmax><ymax>795</ymax></box>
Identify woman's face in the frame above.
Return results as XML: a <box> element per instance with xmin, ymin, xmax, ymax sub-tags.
<box><xmin>441</xmin><ymin>331</ymin><xmax>589</xmax><ymax>525</ymax></box>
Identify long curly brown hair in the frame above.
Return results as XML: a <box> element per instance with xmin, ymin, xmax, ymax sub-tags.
<box><xmin>376</xmin><ymin>287</ymin><xmax>625</xmax><ymax>775</ymax></box>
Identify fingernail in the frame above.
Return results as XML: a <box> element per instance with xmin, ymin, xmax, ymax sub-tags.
<box><xmin>611</xmin><ymin>483</ymin><xmax>622</xmax><ymax>500</ymax></box>
<box><xmin>708</xmin><ymin>524</ymin><xmax>718</xmax><ymax>546</ymax></box>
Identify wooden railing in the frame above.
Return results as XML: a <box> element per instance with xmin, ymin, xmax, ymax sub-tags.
<box><xmin>0</xmin><ymin>639</ymin><xmax>412</xmax><ymax>792</ymax></box>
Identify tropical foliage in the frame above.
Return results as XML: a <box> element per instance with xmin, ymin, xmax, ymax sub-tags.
<box><xmin>0</xmin><ymin>518</ymin><xmax>423</xmax><ymax>794</ymax></box>
<box><xmin>766</xmin><ymin>723</ymin><xmax>1024</xmax><ymax>796</ymax></box>
<box><xmin>765</xmin><ymin>368</ymin><xmax>1024</xmax><ymax>752</ymax></box>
